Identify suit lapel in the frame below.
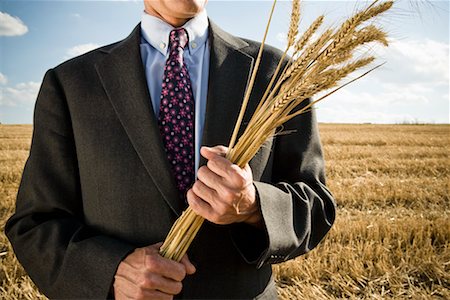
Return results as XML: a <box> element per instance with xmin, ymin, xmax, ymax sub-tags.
<box><xmin>95</xmin><ymin>25</ymin><xmax>182</xmax><ymax>216</ymax></box>
<box><xmin>200</xmin><ymin>21</ymin><xmax>254</xmax><ymax>166</ymax></box>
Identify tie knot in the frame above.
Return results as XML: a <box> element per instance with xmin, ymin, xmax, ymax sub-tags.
<box><xmin>169</xmin><ymin>28</ymin><xmax>189</xmax><ymax>50</ymax></box>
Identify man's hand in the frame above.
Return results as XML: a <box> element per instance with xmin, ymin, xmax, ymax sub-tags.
<box><xmin>113</xmin><ymin>243</ymin><xmax>196</xmax><ymax>300</ymax></box>
<box><xmin>187</xmin><ymin>146</ymin><xmax>263</xmax><ymax>227</ymax></box>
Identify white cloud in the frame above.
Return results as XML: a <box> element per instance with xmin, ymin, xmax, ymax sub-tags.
<box><xmin>327</xmin><ymin>84</ymin><xmax>431</xmax><ymax>107</ymax></box>
<box><xmin>0</xmin><ymin>81</ymin><xmax>40</xmax><ymax>107</ymax></box>
<box><xmin>0</xmin><ymin>12</ymin><xmax>28</xmax><ymax>36</ymax></box>
<box><xmin>71</xmin><ymin>13</ymin><xmax>81</xmax><ymax>18</ymax></box>
<box><xmin>66</xmin><ymin>43</ymin><xmax>100</xmax><ymax>58</ymax></box>
<box><xmin>374</xmin><ymin>38</ymin><xmax>449</xmax><ymax>86</ymax></box>
<box><xmin>391</xmin><ymin>39</ymin><xmax>449</xmax><ymax>82</ymax></box>
<box><xmin>0</xmin><ymin>73</ymin><xmax>7</xmax><ymax>85</ymax></box>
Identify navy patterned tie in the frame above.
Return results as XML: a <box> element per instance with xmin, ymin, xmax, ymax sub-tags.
<box><xmin>158</xmin><ymin>28</ymin><xmax>195</xmax><ymax>201</ymax></box>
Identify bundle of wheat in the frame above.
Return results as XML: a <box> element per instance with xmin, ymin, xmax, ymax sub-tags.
<box><xmin>159</xmin><ymin>0</ymin><xmax>393</xmax><ymax>262</ymax></box>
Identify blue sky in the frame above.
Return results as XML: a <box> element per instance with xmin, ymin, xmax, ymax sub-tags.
<box><xmin>0</xmin><ymin>0</ymin><xmax>448</xmax><ymax>124</ymax></box>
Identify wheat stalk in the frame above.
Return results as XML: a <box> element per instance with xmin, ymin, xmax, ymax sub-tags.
<box><xmin>227</xmin><ymin>0</ymin><xmax>278</xmax><ymax>151</ymax></box>
<box><xmin>287</xmin><ymin>0</ymin><xmax>301</xmax><ymax>46</ymax></box>
<box><xmin>159</xmin><ymin>0</ymin><xmax>393</xmax><ymax>262</ymax></box>
<box><xmin>294</xmin><ymin>15</ymin><xmax>324</xmax><ymax>55</ymax></box>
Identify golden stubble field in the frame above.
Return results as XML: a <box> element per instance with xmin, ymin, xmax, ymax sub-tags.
<box><xmin>0</xmin><ymin>124</ymin><xmax>449</xmax><ymax>299</ymax></box>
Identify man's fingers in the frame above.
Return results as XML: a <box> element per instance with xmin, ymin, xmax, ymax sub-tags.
<box><xmin>201</xmin><ymin>147</ymin><xmax>249</xmax><ymax>186</ymax></box>
<box><xmin>180</xmin><ymin>254</ymin><xmax>196</xmax><ymax>275</ymax></box>
<box><xmin>116</xmin><ymin>259</ymin><xmax>142</xmax><ymax>285</ymax></box>
<box><xmin>192</xmin><ymin>179</ymin><xmax>218</xmax><ymax>205</ymax></box>
<box><xmin>113</xmin><ymin>276</ymin><xmax>136</xmax><ymax>299</ymax></box>
<box><xmin>206</xmin><ymin>155</ymin><xmax>233</xmax><ymax>179</ymax></box>
<box><xmin>114</xmin><ymin>243</ymin><xmax>195</xmax><ymax>299</ymax></box>
<box><xmin>187</xmin><ymin>189</ymin><xmax>232</xmax><ymax>224</ymax></box>
<box><xmin>114</xmin><ymin>276</ymin><xmax>172</xmax><ymax>299</ymax></box>
<box><xmin>197</xmin><ymin>165</ymin><xmax>224</xmax><ymax>190</ymax></box>
<box><xmin>117</xmin><ymin>257</ymin><xmax>183</xmax><ymax>295</ymax></box>
<box><xmin>143</xmin><ymin>273</ymin><xmax>183</xmax><ymax>296</ymax></box>
<box><xmin>115</xmin><ymin>275</ymin><xmax>173</xmax><ymax>299</ymax></box>
<box><xmin>201</xmin><ymin>146</ymin><xmax>230</xmax><ymax>178</ymax></box>
<box><xmin>201</xmin><ymin>145</ymin><xmax>228</xmax><ymax>158</ymax></box>
<box><xmin>114</xmin><ymin>288</ymin><xmax>131</xmax><ymax>300</ymax></box>
<box><xmin>144</xmin><ymin>252</ymin><xmax>186</xmax><ymax>282</ymax></box>
<box><xmin>187</xmin><ymin>189</ymin><xmax>214</xmax><ymax>220</ymax></box>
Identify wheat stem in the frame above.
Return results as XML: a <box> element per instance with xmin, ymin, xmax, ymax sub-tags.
<box><xmin>228</xmin><ymin>0</ymin><xmax>278</xmax><ymax>151</ymax></box>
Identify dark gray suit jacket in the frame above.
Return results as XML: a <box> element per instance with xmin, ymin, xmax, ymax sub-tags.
<box><xmin>6</xmin><ymin>21</ymin><xmax>336</xmax><ymax>299</ymax></box>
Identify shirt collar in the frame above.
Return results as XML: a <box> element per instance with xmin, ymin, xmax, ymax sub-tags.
<box><xmin>141</xmin><ymin>9</ymin><xmax>209</xmax><ymax>56</ymax></box>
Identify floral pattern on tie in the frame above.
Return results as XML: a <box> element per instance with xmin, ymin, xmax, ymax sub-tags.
<box><xmin>158</xmin><ymin>28</ymin><xmax>195</xmax><ymax>200</ymax></box>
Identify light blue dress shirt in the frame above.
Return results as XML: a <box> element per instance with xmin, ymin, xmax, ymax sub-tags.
<box><xmin>140</xmin><ymin>10</ymin><xmax>210</xmax><ymax>176</ymax></box>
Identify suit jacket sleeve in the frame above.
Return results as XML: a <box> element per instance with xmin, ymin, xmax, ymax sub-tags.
<box><xmin>5</xmin><ymin>69</ymin><xmax>135</xmax><ymax>299</ymax></box>
<box><xmin>230</xmin><ymin>100</ymin><xmax>336</xmax><ymax>268</ymax></box>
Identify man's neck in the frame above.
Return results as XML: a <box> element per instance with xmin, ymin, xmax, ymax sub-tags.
<box><xmin>144</xmin><ymin>8</ymin><xmax>191</xmax><ymax>28</ymax></box>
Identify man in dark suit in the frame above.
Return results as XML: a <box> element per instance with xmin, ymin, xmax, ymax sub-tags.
<box><xmin>6</xmin><ymin>0</ymin><xmax>336</xmax><ymax>299</ymax></box>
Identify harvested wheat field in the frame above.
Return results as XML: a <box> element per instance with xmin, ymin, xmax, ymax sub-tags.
<box><xmin>0</xmin><ymin>124</ymin><xmax>449</xmax><ymax>299</ymax></box>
